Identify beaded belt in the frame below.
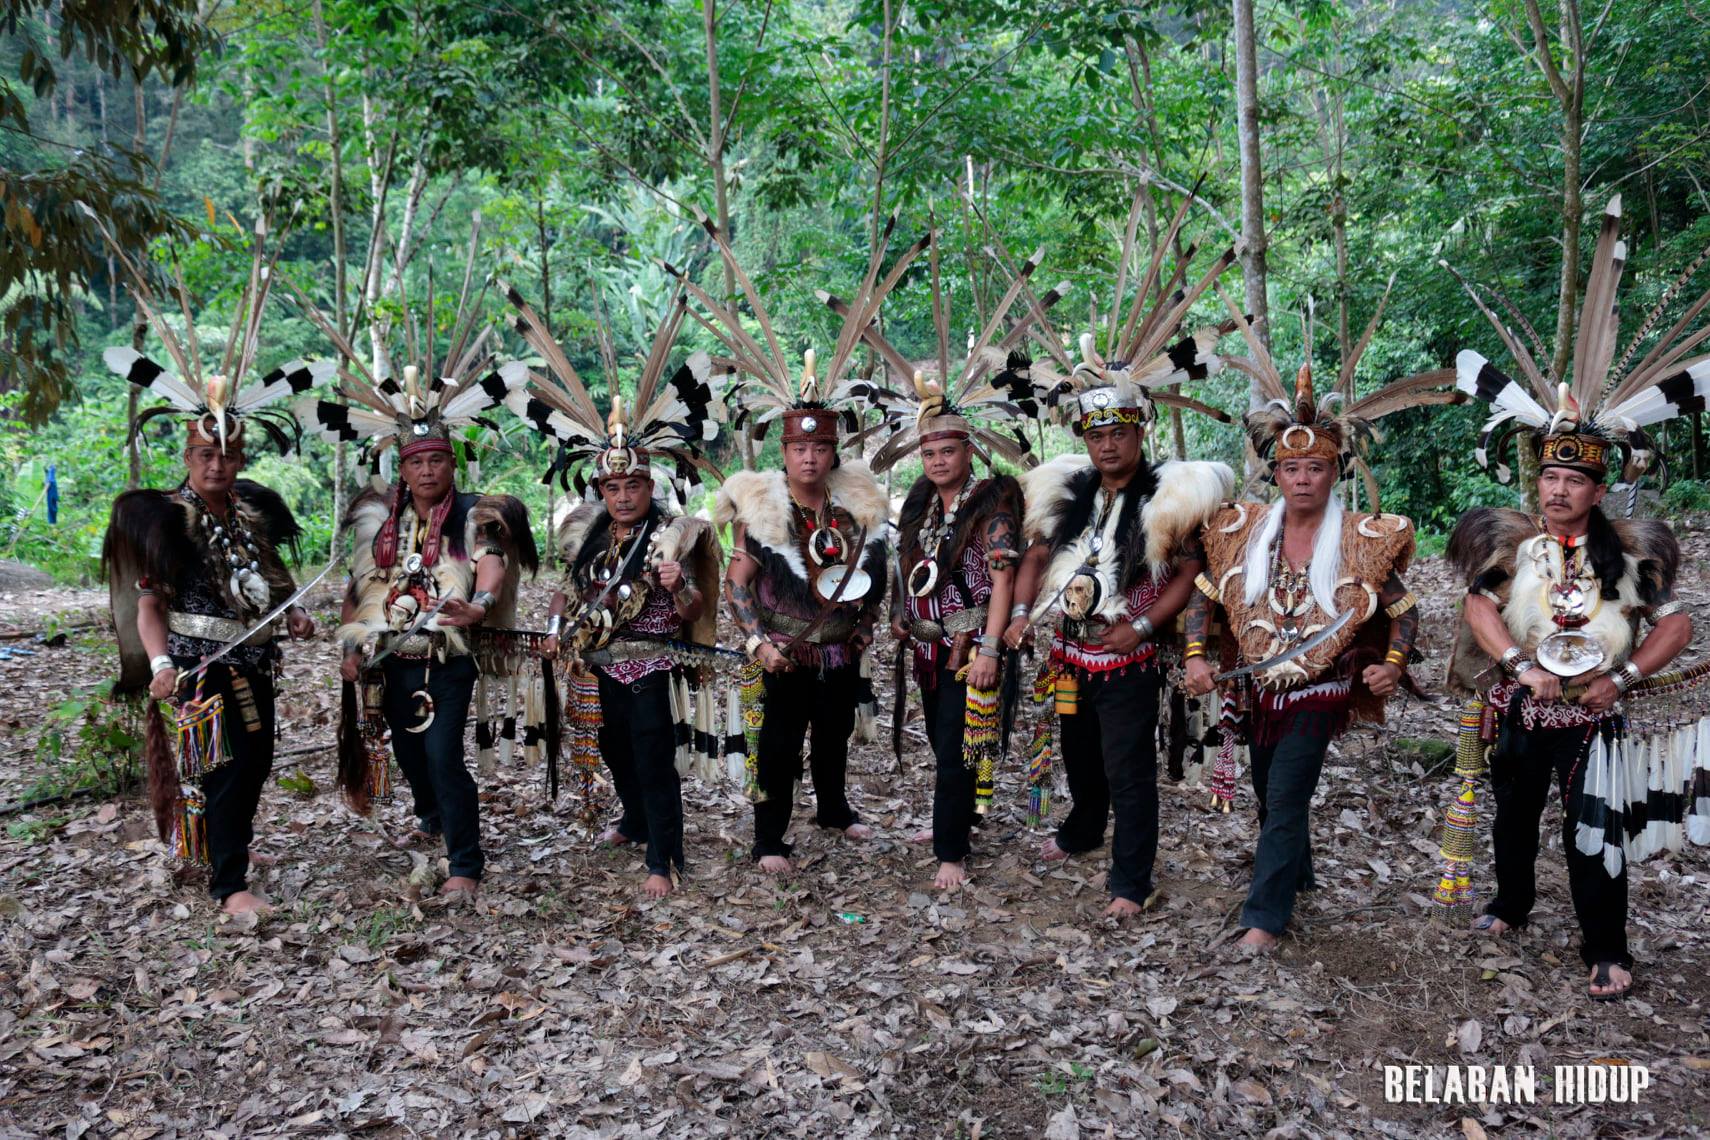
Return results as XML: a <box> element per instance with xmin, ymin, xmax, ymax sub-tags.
<box><xmin>168</xmin><ymin>612</ymin><xmax>274</xmax><ymax>645</ymax></box>
<box><xmin>762</xmin><ymin>610</ymin><xmax>858</xmax><ymax>645</ymax></box>
<box><xmin>907</xmin><ymin>605</ymin><xmax>988</xmax><ymax>644</ymax></box>
<box><xmin>579</xmin><ymin>637</ymin><xmax>676</xmax><ymax>665</ymax></box>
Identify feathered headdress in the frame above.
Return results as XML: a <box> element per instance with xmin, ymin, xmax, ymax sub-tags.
<box><xmin>92</xmin><ymin>211</ymin><xmax>334</xmax><ymax>455</ymax></box>
<box><xmin>290</xmin><ymin>222</ymin><xmax>523</xmax><ymax>469</ymax></box>
<box><xmin>1450</xmin><ymin>195</ymin><xmax>1710</xmax><ymax>483</ymax></box>
<box><xmin>822</xmin><ymin>224</ymin><xmax>1070</xmax><ymax>472</ymax></box>
<box><xmin>1029</xmin><ymin>190</ymin><xmax>1243</xmax><ymax>435</ymax></box>
<box><xmin>1222</xmin><ymin>280</ymin><xmax>1462</xmax><ymax>491</ymax></box>
<box><xmin>663</xmin><ymin>209</ymin><xmax>929</xmax><ymax>447</ymax></box>
<box><xmin>499</xmin><ymin>281</ymin><xmax>731</xmax><ymax>498</ymax></box>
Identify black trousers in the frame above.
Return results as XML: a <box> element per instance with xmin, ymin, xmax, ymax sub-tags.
<box><xmin>383</xmin><ymin>654</ymin><xmax>482</xmax><ymax>880</ymax></box>
<box><xmin>597</xmin><ymin>669</ymin><xmax>683</xmax><ymax>877</ymax></box>
<box><xmin>1240</xmin><ymin>709</ymin><xmax>1335</xmax><ymax>935</ymax></box>
<box><xmin>1484</xmin><ymin>719</ymin><xmax>1631</xmax><ymax>968</ymax></box>
<box><xmin>187</xmin><ymin>663</ymin><xmax>276</xmax><ymax>902</ymax></box>
<box><xmin>1054</xmin><ymin>666</ymin><xmax>1162</xmax><ymax>904</ymax></box>
<box><xmin>752</xmin><ymin>663</ymin><xmax>861</xmax><ymax>859</ymax></box>
<box><xmin>921</xmin><ymin>664</ymin><xmax>976</xmax><ymax>864</ymax></box>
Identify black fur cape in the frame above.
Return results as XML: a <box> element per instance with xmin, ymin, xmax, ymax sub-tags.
<box><xmin>1038</xmin><ymin>462</ymin><xmax>1161</xmax><ymax>593</ymax></box>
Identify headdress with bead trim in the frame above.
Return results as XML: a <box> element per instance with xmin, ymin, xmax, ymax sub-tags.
<box><xmin>1449</xmin><ymin>195</ymin><xmax>1710</xmax><ymax>485</ymax></box>
<box><xmin>498</xmin><ymin>280</ymin><xmax>731</xmax><ymax>499</ymax></box>
<box><xmin>663</xmin><ymin>209</ymin><xmax>929</xmax><ymax>448</ymax></box>
<box><xmin>288</xmin><ymin>220</ymin><xmax>523</xmax><ymax>473</ymax></box>
<box><xmin>1221</xmin><ymin>280</ymin><xmax>1463</xmax><ymax>493</ymax></box>
<box><xmin>91</xmin><ymin>209</ymin><xmax>335</xmax><ymax>455</ymax></box>
<box><xmin>1025</xmin><ymin>188</ymin><xmax>1244</xmax><ymax>436</ymax></box>
<box><xmin>825</xmin><ymin>223</ymin><xmax>1071</xmax><ymax>472</ymax></box>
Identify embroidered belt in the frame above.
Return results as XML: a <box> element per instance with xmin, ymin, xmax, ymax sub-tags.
<box><xmin>383</xmin><ymin>631</ymin><xmax>445</xmax><ymax>659</ymax></box>
<box><xmin>908</xmin><ymin>605</ymin><xmax>988</xmax><ymax>644</ymax></box>
<box><xmin>579</xmin><ymin>637</ymin><xmax>677</xmax><ymax>665</ymax></box>
<box><xmin>762</xmin><ymin>610</ymin><xmax>858</xmax><ymax>645</ymax></box>
<box><xmin>168</xmin><ymin>612</ymin><xmax>274</xmax><ymax>645</ymax></box>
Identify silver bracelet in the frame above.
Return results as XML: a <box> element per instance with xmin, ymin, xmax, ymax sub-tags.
<box><xmin>469</xmin><ymin>590</ymin><xmax>496</xmax><ymax>611</ymax></box>
<box><xmin>976</xmin><ymin>644</ymin><xmax>1001</xmax><ymax>660</ymax></box>
<box><xmin>1611</xmin><ymin>661</ymin><xmax>1643</xmax><ymax>693</ymax></box>
<box><xmin>1010</xmin><ymin>603</ymin><xmax>1030</xmax><ymax>620</ymax></box>
<box><xmin>1500</xmin><ymin>646</ymin><xmax>1524</xmax><ymax>676</ymax></box>
<box><xmin>1510</xmin><ymin>657</ymin><xmax>1536</xmax><ymax>679</ymax></box>
<box><xmin>1650</xmin><ymin>599</ymin><xmax>1684</xmax><ymax>621</ymax></box>
<box><xmin>1130</xmin><ymin>615</ymin><xmax>1155</xmax><ymax>642</ymax></box>
<box><xmin>546</xmin><ymin>613</ymin><xmax>563</xmax><ymax>637</ymax></box>
<box><xmin>150</xmin><ymin>655</ymin><xmax>176</xmax><ymax>677</ymax></box>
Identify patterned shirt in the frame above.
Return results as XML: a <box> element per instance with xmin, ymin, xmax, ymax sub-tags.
<box><xmin>597</xmin><ymin>582</ymin><xmax>680</xmax><ymax>685</ymax></box>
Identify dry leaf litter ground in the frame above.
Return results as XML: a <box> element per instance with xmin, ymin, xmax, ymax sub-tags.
<box><xmin>1</xmin><ymin>526</ymin><xmax>1708</xmax><ymax>1138</ymax></box>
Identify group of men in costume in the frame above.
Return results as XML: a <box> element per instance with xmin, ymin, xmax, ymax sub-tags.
<box><xmin>98</xmin><ymin>197</ymin><xmax>1708</xmax><ymax>1003</ymax></box>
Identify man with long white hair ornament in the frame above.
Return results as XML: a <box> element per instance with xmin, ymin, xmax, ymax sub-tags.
<box><xmin>1444</xmin><ymin>196</ymin><xmax>1705</xmax><ymax>1003</ymax></box>
<box><xmin>1183</xmin><ymin>295</ymin><xmax>1451</xmax><ymax>954</ymax></box>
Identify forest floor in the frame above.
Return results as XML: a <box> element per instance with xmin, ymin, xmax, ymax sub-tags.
<box><xmin>1</xmin><ymin>526</ymin><xmax>1708</xmax><ymax>1138</ymax></box>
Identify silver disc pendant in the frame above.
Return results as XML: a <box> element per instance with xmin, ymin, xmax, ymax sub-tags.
<box><xmin>815</xmin><ymin>564</ymin><xmax>872</xmax><ymax>603</ymax></box>
<box><xmin>907</xmin><ymin>560</ymin><xmax>939</xmax><ymax>598</ymax></box>
<box><xmin>1536</xmin><ymin>630</ymin><xmax>1606</xmax><ymax>678</ymax></box>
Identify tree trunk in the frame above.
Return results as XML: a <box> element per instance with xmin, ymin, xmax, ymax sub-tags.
<box><xmin>1232</xmin><ymin>0</ymin><xmax>1270</xmax><ymax>370</ymax></box>
<box><xmin>703</xmin><ymin>0</ymin><xmax>752</xmax><ymax>470</ymax></box>
<box><xmin>314</xmin><ymin>0</ymin><xmax>350</xmax><ymax>542</ymax></box>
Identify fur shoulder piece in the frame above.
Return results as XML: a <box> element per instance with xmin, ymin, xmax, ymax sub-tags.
<box><xmin>554</xmin><ymin>498</ymin><xmax>617</xmax><ymax>565</ymax></box>
<box><xmin>345</xmin><ymin>486</ymin><xmax>392</xmax><ymax>554</ymax></box>
<box><xmin>234</xmin><ymin>479</ymin><xmax>303</xmax><ymax>558</ymax></box>
<box><xmin>1611</xmin><ymin>518</ymin><xmax>1681</xmax><ymax>602</ymax></box>
<box><xmin>1200</xmin><ymin>500</ymin><xmax>1260</xmax><ymax>585</ymax></box>
<box><xmin>656</xmin><ymin>515</ymin><xmax>723</xmax><ymax>646</ymax></box>
<box><xmin>1445</xmin><ymin>507</ymin><xmax>1535</xmax><ymax>588</ymax></box>
<box><xmin>1142</xmin><ymin>460</ymin><xmax>1234</xmax><ymax>578</ymax></box>
<box><xmin>715</xmin><ymin>462</ymin><xmax>891</xmax><ymax>554</ymax></box>
<box><xmin>1020</xmin><ymin>454</ymin><xmax>1093</xmax><ymax>544</ymax></box>
<box><xmin>103</xmin><ymin>489</ymin><xmax>194</xmax><ymax>589</ymax></box>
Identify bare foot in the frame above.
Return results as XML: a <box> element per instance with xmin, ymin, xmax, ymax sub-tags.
<box><xmin>1471</xmin><ymin>914</ymin><xmax>1510</xmax><ymax>936</ymax></box>
<box><xmin>601</xmin><ymin>827</ymin><xmax>635</xmax><ymax>847</ymax></box>
<box><xmin>440</xmin><ymin>875</ymin><xmax>479</xmax><ymax>897</ymax></box>
<box><xmin>842</xmin><ymin>823</ymin><xmax>874</xmax><ymax>841</ymax></box>
<box><xmin>1238</xmin><ymin>928</ymin><xmax>1279</xmax><ymax>954</ymax></box>
<box><xmin>910</xmin><ymin>828</ymin><xmax>934</xmax><ymax>845</ymax></box>
<box><xmin>1587</xmin><ymin>962</ymin><xmax>1632</xmax><ymax>1001</ymax></box>
<box><xmin>247</xmin><ymin>848</ymin><xmax>279</xmax><ymax>868</ymax></box>
<box><xmin>642</xmin><ymin>873</ymin><xmax>674</xmax><ymax>899</ymax></box>
<box><xmin>1104</xmin><ymin>896</ymin><xmax>1143</xmax><ymax>918</ymax></box>
<box><xmin>757</xmin><ymin>854</ymin><xmax>794</xmax><ymax>875</ymax></box>
<box><xmin>1040</xmin><ymin>836</ymin><xmax>1071</xmax><ymax>863</ymax></box>
<box><xmin>220</xmin><ymin>890</ymin><xmax>272</xmax><ymax>915</ymax></box>
<box><xmin>934</xmin><ymin>861</ymin><xmax>966</xmax><ymax>890</ymax></box>
<box><xmin>390</xmin><ymin>828</ymin><xmax>434</xmax><ymax>850</ymax></box>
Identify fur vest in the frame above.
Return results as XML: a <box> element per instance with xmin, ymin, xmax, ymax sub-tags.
<box><xmin>714</xmin><ymin>461</ymin><xmax>891</xmax><ymax>615</ymax></box>
<box><xmin>1445</xmin><ymin>507</ymin><xmax>1679</xmax><ymax>694</ymax></box>
<box><xmin>339</xmin><ymin>486</ymin><xmax>535</xmax><ymax>655</ymax></box>
<box><xmin>1021</xmin><ymin>455</ymin><xmax>1232</xmax><ymax>625</ymax></box>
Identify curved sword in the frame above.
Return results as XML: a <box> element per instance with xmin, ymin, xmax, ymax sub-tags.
<box><xmin>1213</xmin><ymin>608</ymin><xmax>1354</xmax><ymax>683</ymax></box>
<box><xmin>183</xmin><ymin>553</ymin><xmax>343</xmax><ymax>683</ymax></box>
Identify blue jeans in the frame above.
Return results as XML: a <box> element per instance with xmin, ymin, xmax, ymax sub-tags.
<box><xmin>1239</xmin><ymin>709</ymin><xmax>1336</xmax><ymax>934</ymax></box>
<box><xmin>384</xmin><ymin>655</ymin><xmax>482</xmax><ymax>880</ymax></box>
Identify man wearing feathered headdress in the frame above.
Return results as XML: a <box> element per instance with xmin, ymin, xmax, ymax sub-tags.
<box><xmin>99</xmin><ymin>217</ymin><xmax>331</xmax><ymax>915</ymax></box>
<box><xmin>673</xmin><ymin>212</ymin><xmax>904</xmax><ymax>874</ymax></box>
<box><xmin>1443</xmin><ymin>196</ymin><xmax>1704</xmax><ymax>1002</ymax></box>
<box><xmin>501</xmin><ymin>282</ymin><xmax>730</xmax><ymax>899</ymax></box>
<box><xmin>1004</xmin><ymin>208</ymin><xmax>1240</xmax><ymax>917</ymax></box>
<box><xmin>839</xmin><ymin>233</ymin><xmax>1061</xmax><ymax>890</ymax></box>
<box><xmin>294</xmin><ymin>255</ymin><xmax>536</xmax><ymax>899</ymax></box>
<box><xmin>1182</xmin><ymin>290</ymin><xmax>1448</xmax><ymax>953</ymax></box>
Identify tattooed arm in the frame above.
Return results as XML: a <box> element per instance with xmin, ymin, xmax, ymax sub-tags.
<box><xmin>727</xmin><ymin>525</ymin><xmax>789</xmax><ymax>672</ymax></box>
<box><xmin>1180</xmin><ymin>575</ymin><xmax>1219</xmax><ymax>696</ymax></box>
<box><xmin>1362</xmin><ymin>570</ymin><xmax>1417</xmax><ymax>698</ymax></box>
<box><xmin>968</xmin><ymin>510</ymin><xmax>1019</xmax><ymax>689</ymax></box>
<box><xmin>1001</xmin><ymin>540</ymin><xmax>1052</xmax><ymax>649</ymax></box>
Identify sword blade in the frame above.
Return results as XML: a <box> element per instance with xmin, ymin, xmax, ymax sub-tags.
<box><xmin>1213</xmin><ymin>607</ymin><xmax>1355</xmax><ymax>683</ymax></box>
<box><xmin>363</xmin><ymin>592</ymin><xmax>456</xmax><ymax>671</ymax></box>
<box><xmin>185</xmin><ymin>554</ymin><xmax>343</xmax><ymax>682</ymax></box>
